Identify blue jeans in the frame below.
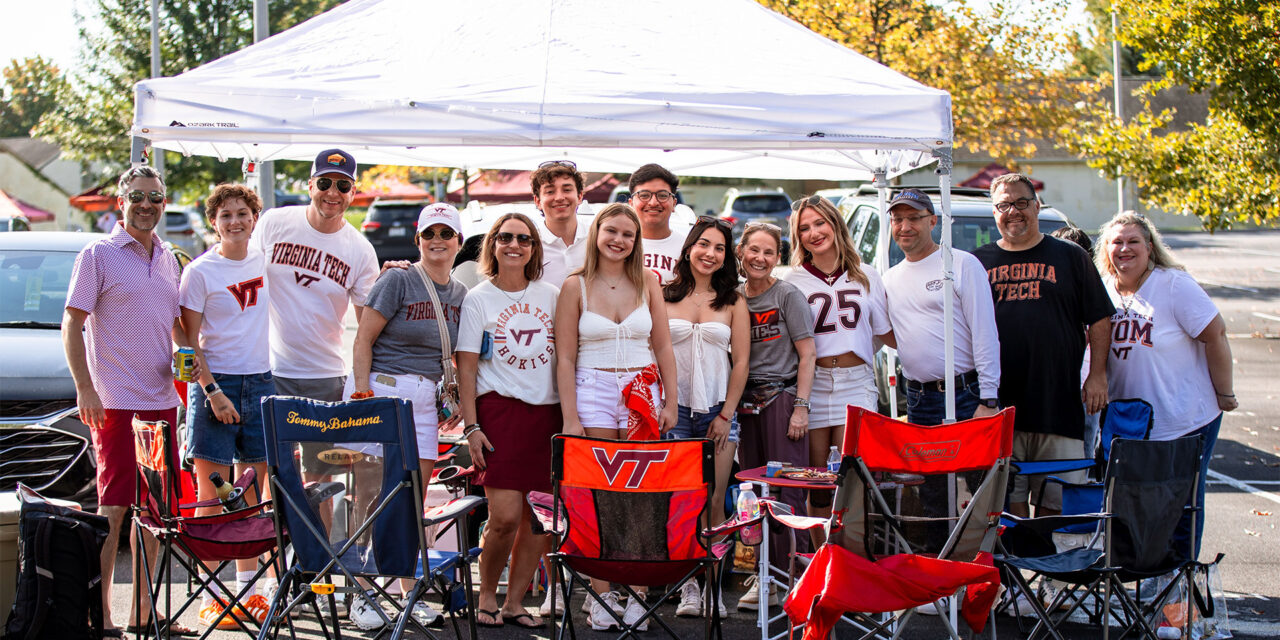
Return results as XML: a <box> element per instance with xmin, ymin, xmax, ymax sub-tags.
<box><xmin>187</xmin><ymin>372</ymin><xmax>275</xmax><ymax>465</ymax></box>
<box><xmin>667</xmin><ymin>403</ymin><xmax>740</xmax><ymax>443</ymax></box>
<box><xmin>904</xmin><ymin>375</ymin><xmax>983</xmax><ymax>427</ymax></box>
<box><xmin>1175</xmin><ymin>413</ymin><xmax>1222</xmax><ymax>560</ymax></box>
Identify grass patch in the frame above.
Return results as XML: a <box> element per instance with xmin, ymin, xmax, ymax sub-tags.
<box><xmin>344</xmin><ymin>209</ymin><xmax>366</xmax><ymax>229</ymax></box>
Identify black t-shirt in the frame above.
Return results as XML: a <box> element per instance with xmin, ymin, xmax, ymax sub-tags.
<box><xmin>972</xmin><ymin>235</ymin><xmax>1114</xmax><ymax>438</ymax></box>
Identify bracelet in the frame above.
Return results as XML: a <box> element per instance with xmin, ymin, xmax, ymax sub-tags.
<box><xmin>463</xmin><ymin>424</ymin><xmax>483</xmax><ymax>438</ymax></box>
<box><xmin>718</xmin><ymin>412</ymin><xmax>733</xmax><ymax>422</ymax></box>
<box><xmin>1216</xmin><ymin>391</ymin><xmax>1235</xmax><ymax>398</ymax></box>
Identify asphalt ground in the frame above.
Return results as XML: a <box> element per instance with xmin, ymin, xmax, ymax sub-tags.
<box><xmin>107</xmin><ymin>230</ymin><xmax>1280</xmax><ymax>639</ymax></box>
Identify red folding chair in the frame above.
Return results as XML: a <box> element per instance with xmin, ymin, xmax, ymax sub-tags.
<box><xmin>781</xmin><ymin>407</ymin><xmax>1015</xmax><ymax>640</ymax></box>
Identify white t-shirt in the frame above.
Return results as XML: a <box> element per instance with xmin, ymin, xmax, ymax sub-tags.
<box><xmin>252</xmin><ymin>206</ymin><xmax>379</xmax><ymax>378</ymax></box>
<box><xmin>538</xmin><ymin>218</ymin><xmax>589</xmax><ymax>288</ymax></box>
<box><xmin>179</xmin><ymin>246</ymin><xmax>271</xmax><ymax>374</ymax></box>
<box><xmin>783</xmin><ymin>262</ymin><xmax>891</xmax><ymax>365</ymax></box>
<box><xmin>641</xmin><ymin>231</ymin><xmax>686</xmax><ymax>285</ymax></box>
<box><xmin>883</xmin><ymin>247</ymin><xmax>1001</xmax><ymax>398</ymax></box>
<box><xmin>456</xmin><ymin>280</ymin><xmax>560</xmax><ymax>406</ymax></box>
<box><xmin>1103</xmin><ymin>268</ymin><xmax>1220</xmax><ymax>440</ymax></box>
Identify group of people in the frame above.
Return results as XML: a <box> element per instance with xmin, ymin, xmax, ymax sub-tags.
<box><xmin>62</xmin><ymin>150</ymin><xmax>1236</xmax><ymax>636</ymax></box>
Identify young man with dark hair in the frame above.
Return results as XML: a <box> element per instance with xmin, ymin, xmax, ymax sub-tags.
<box><xmin>531</xmin><ymin>160</ymin><xmax>589</xmax><ymax>287</ymax></box>
<box><xmin>628</xmin><ymin>163</ymin><xmax>685</xmax><ymax>284</ymax></box>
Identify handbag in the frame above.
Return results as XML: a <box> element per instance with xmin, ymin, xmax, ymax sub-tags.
<box><xmin>738</xmin><ymin>381</ymin><xmax>785</xmax><ymax>415</ymax></box>
<box><xmin>412</xmin><ymin>263</ymin><xmax>461</xmax><ymax>422</ymax></box>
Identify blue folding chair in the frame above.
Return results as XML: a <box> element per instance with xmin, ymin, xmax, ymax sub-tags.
<box><xmin>256</xmin><ymin>396</ymin><xmax>485</xmax><ymax>640</ymax></box>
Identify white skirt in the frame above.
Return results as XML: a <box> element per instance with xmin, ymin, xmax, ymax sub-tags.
<box><xmin>809</xmin><ymin>364</ymin><xmax>876</xmax><ymax>429</ymax></box>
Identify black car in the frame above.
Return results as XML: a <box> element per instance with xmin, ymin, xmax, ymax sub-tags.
<box><xmin>361</xmin><ymin>200</ymin><xmax>428</xmax><ymax>263</ymax></box>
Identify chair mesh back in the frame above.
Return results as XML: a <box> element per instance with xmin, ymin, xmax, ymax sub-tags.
<box><xmin>133</xmin><ymin>417</ymin><xmax>179</xmax><ymax>522</ymax></box>
<box><xmin>1106</xmin><ymin>436</ymin><xmax>1201</xmax><ymax>572</ymax></box>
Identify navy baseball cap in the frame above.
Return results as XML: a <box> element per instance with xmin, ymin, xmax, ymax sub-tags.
<box><xmin>888</xmin><ymin>188</ymin><xmax>935</xmax><ymax>215</ymax></box>
<box><xmin>311</xmin><ymin>148</ymin><xmax>357</xmax><ymax>180</ymax></box>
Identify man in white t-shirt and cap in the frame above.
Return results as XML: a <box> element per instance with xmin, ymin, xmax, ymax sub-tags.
<box><xmin>531</xmin><ymin>160</ymin><xmax>590</xmax><ymax>287</ymax></box>
<box><xmin>629</xmin><ymin>163</ymin><xmax>686</xmax><ymax>284</ymax></box>
<box><xmin>253</xmin><ymin>148</ymin><xmax>380</xmax><ymax>478</ymax></box>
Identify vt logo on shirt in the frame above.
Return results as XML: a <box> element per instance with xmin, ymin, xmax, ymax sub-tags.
<box><xmin>226</xmin><ymin>277</ymin><xmax>265</xmax><ymax>310</ymax></box>
<box><xmin>751</xmin><ymin>308</ymin><xmax>782</xmax><ymax>342</ymax></box>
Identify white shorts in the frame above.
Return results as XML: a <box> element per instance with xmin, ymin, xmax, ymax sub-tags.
<box><xmin>343</xmin><ymin>372</ymin><xmax>439</xmax><ymax>461</ymax></box>
<box><xmin>809</xmin><ymin>364</ymin><xmax>876</xmax><ymax>429</ymax></box>
<box><xmin>575</xmin><ymin>367</ymin><xmax>661</xmax><ymax>431</ymax></box>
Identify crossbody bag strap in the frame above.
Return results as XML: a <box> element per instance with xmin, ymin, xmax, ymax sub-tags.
<box><xmin>413</xmin><ymin>263</ymin><xmax>455</xmax><ymax>375</ymax></box>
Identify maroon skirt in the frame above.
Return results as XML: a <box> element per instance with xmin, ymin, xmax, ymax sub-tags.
<box><xmin>474</xmin><ymin>392</ymin><xmax>562</xmax><ymax>494</ymax></box>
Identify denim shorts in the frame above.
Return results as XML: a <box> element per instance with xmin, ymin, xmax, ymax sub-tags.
<box><xmin>187</xmin><ymin>372</ymin><xmax>275</xmax><ymax>465</ymax></box>
<box><xmin>667</xmin><ymin>402</ymin><xmax>740</xmax><ymax>443</ymax></box>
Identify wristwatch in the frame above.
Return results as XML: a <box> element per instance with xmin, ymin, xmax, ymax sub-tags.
<box><xmin>203</xmin><ymin>381</ymin><xmax>223</xmax><ymax>396</ymax></box>
<box><xmin>793</xmin><ymin>397</ymin><xmax>811</xmax><ymax>409</ymax></box>
<box><xmin>979</xmin><ymin>398</ymin><xmax>999</xmax><ymax>409</ymax></box>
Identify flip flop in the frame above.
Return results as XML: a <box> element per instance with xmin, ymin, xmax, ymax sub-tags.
<box><xmin>125</xmin><ymin>618</ymin><xmax>198</xmax><ymax>637</ymax></box>
<box><xmin>102</xmin><ymin>629</ymin><xmax>124</xmax><ymax>638</ymax></box>
<box><xmin>477</xmin><ymin>608</ymin><xmax>504</xmax><ymax>628</ymax></box>
<box><xmin>503</xmin><ymin>612</ymin><xmax>546</xmax><ymax>630</ymax></box>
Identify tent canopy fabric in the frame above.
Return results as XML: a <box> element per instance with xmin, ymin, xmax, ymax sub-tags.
<box><xmin>132</xmin><ymin>0</ymin><xmax>950</xmax><ymax>180</ymax></box>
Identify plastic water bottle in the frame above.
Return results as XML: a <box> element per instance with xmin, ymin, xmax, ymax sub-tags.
<box><xmin>209</xmin><ymin>472</ymin><xmax>248</xmax><ymax>512</ymax></box>
<box><xmin>736</xmin><ymin>482</ymin><xmax>763</xmax><ymax>546</ymax></box>
<box><xmin>827</xmin><ymin>446</ymin><xmax>841</xmax><ymax>474</ymax></box>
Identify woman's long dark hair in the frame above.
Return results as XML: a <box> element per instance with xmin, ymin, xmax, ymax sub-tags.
<box><xmin>663</xmin><ymin>218</ymin><xmax>740</xmax><ymax>310</ymax></box>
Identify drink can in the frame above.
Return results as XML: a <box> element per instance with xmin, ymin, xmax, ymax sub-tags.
<box><xmin>766</xmin><ymin>461</ymin><xmax>783</xmax><ymax>478</ymax></box>
<box><xmin>174</xmin><ymin>347</ymin><xmax>196</xmax><ymax>382</ymax></box>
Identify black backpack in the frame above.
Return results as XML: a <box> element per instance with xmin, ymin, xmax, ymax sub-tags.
<box><xmin>3</xmin><ymin>484</ymin><xmax>110</xmax><ymax>640</ymax></box>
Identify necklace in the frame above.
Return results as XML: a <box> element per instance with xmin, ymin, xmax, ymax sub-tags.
<box><xmin>601</xmin><ymin>274</ymin><xmax>624</xmax><ymax>290</ymax></box>
<box><xmin>493</xmin><ymin>278</ymin><xmax>529</xmax><ymax>305</ymax></box>
<box><xmin>690</xmin><ymin>290</ymin><xmax>714</xmax><ymax>308</ymax></box>
<box><xmin>1116</xmin><ymin>268</ymin><xmax>1152</xmax><ymax>316</ymax></box>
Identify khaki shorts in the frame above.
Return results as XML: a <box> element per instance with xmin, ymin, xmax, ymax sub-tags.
<box><xmin>1010</xmin><ymin>431</ymin><xmax>1087</xmax><ymax>511</ymax></box>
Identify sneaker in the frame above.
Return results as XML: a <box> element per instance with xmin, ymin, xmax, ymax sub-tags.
<box><xmin>707</xmin><ymin>584</ymin><xmax>728</xmax><ymax>618</ymax></box>
<box><xmin>589</xmin><ymin>592</ymin><xmax>621</xmax><ymax>631</ymax></box>
<box><xmin>1001</xmin><ymin>590</ymin><xmax>1041</xmax><ymax>617</ymax></box>
<box><xmin>736</xmin><ymin>575</ymin><xmax>779</xmax><ymax>611</ymax></box>
<box><xmin>916</xmin><ymin>597</ymin><xmax>948</xmax><ymax>615</ymax></box>
<box><xmin>582</xmin><ymin>590</ymin><xmax>625</xmax><ymax>615</ymax></box>
<box><xmin>199</xmin><ymin>600</ymin><xmax>240</xmax><ymax>630</ymax></box>
<box><xmin>402</xmin><ymin>598</ymin><xmax>441</xmax><ymax>628</ymax></box>
<box><xmin>622</xmin><ymin>596</ymin><xmax>649</xmax><ymax>632</ymax></box>
<box><xmin>539</xmin><ymin>589</ymin><xmax>565</xmax><ymax>618</ymax></box>
<box><xmin>348</xmin><ymin>592</ymin><xmax>386</xmax><ymax>630</ymax></box>
<box><xmin>676</xmin><ymin>582</ymin><xmax>702</xmax><ymax>617</ymax></box>
<box><xmin>236</xmin><ymin>594</ymin><xmax>271</xmax><ymax>625</ymax></box>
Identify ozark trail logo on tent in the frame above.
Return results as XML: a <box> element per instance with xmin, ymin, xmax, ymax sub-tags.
<box><xmin>169</xmin><ymin>121</ymin><xmax>186</xmax><ymax>127</ymax></box>
<box><xmin>592</xmin><ymin>447</ymin><xmax>668</xmax><ymax>488</ymax></box>
<box><xmin>900</xmin><ymin>440</ymin><xmax>961</xmax><ymax>462</ymax></box>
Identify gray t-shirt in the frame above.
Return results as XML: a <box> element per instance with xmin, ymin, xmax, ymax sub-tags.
<box><xmin>366</xmin><ymin>267</ymin><xmax>466</xmax><ymax>378</ymax></box>
<box><xmin>740</xmin><ymin>279</ymin><xmax>813</xmax><ymax>384</ymax></box>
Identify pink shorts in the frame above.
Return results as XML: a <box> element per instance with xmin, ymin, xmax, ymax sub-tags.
<box><xmin>96</xmin><ymin>407</ymin><xmax>179</xmax><ymax>507</ymax></box>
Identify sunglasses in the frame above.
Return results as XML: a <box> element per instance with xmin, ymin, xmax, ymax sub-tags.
<box><xmin>697</xmin><ymin>215</ymin><xmax>734</xmax><ymax>231</ymax></box>
<box><xmin>495</xmin><ymin>232</ymin><xmax>533</xmax><ymax>247</ymax></box>
<box><xmin>538</xmin><ymin>159</ymin><xmax>577</xmax><ymax>170</ymax></box>
<box><xmin>315</xmin><ymin>177</ymin><xmax>354</xmax><ymax>194</ymax></box>
<box><xmin>790</xmin><ymin>194</ymin><xmax>824</xmax><ymax>211</ymax></box>
<box><xmin>419</xmin><ymin>227</ymin><xmax>457</xmax><ymax>241</ymax></box>
<box><xmin>994</xmin><ymin>198</ymin><xmax>1034</xmax><ymax>214</ymax></box>
<box><xmin>633</xmin><ymin>190</ymin><xmax>675</xmax><ymax>203</ymax></box>
<box><xmin>125</xmin><ymin>190</ymin><xmax>166</xmax><ymax>204</ymax></box>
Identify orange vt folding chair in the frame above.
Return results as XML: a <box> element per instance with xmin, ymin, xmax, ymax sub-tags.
<box><xmin>782</xmin><ymin>406</ymin><xmax>1015</xmax><ymax>640</ymax></box>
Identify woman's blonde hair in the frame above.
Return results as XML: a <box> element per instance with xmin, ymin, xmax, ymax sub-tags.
<box><xmin>478</xmin><ymin>212</ymin><xmax>544</xmax><ymax>282</ymax></box>
<box><xmin>1094</xmin><ymin>210</ymin><xmax>1184</xmax><ymax>276</ymax></box>
<box><xmin>789</xmin><ymin>195</ymin><xmax>868</xmax><ymax>287</ymax></box>
<box><xmin>574</xmin><ymin>203</ymin><xmax>647</xmax><ymax>300</ymax></box>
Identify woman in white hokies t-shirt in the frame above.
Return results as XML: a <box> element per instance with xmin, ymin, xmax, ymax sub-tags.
<box><xmin>1095</xmin><ymin>211</ymin><xmax>1237</xmax><ymax>559</ymax></box>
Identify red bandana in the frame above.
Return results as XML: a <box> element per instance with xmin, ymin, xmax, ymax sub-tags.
<box><xmin>623</xmin><ymin>364</ymin><xmax>662</xmax><ymax>441</ymax></box>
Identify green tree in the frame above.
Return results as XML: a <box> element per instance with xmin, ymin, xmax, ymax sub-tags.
<box><xmin>34</xmin><ymin>0</ymin><xmax>342</xmax><ymax>198</ymax></box>
<box><xmin>0</xmin><ymin>57</ymin><xmax>69</xmax><ymax>138</ymax></box>
<box><xmin>1064</xmin><ymin>0</ymin><xmax>1280</xmax><ymax>229</ymax></box>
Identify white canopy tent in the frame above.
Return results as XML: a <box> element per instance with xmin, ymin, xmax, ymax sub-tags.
<box><xmin>131</xmin><ymin>0</ymin><xmax>965</xmax><ymax>421</ymax></box>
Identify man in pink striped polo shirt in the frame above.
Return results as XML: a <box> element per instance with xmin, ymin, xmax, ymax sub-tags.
<box><xmin>63</xmin><ymin>165</ymin><xmax>198</xmax><ymax>636</ymax></box>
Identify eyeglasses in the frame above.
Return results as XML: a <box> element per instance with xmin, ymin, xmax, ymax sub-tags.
<box><xmin>125</xmin><ymin>190</ymin><xmax>166</xmax><ymax>204</ymax></box>
<box><xmin>419</xmin><ymin>227</ymin><xmax>457</xmax><ymax>241</ymax></box>
<box><xmin>744</xmin><ymin>221</ymin><xmax>782</xmax><ymax>232</ymax></box>
<box><xmin>790</xmin><ymin>194</ymin><xmax>824</xmax><ymax>211</ymax></box>
<box><xmin>315</xmin><ymin>177</ymin><xmax>354</xmax><ymax>194</ymax></box>
<box><xmin>994</xmin><ymin>198</ymin><xmax>1034</xmax><ymax>214</ymax></box>
<box><xmin>889</xmin><ymin>213</ymin><xmax>933</xmax><ymax>225</ymax></box>
<box><xmin>495</xmin><ymin>232</ymin><xmax>533</xmax><ymax>247</ymax></box>
<box><xmin>696</xmin><ymin>215</ymin><xmax>734</xmax><ymax>231</ymax></box>
<box><xmin>538</xmin><ymin>159</ymin><xmax>577</xmax><ymax>170</ymax></box>
<box><xmin>633</xmin><ymin>190</ymin><xmax>675</xmax><ymax>203</ymax></box>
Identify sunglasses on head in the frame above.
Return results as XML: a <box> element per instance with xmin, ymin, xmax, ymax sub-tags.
<box><xmin>538</xmin><ymin>159</ymin><xmax>577</xmax><ymax>170</ymax></box>
<box><xmin>419</xmin><ymin>227</ymin><xmax>457</xmax><ymax>241</ymax></box>
<box><xmin>744</xmin><ymin>221</ymin><xmax>781</xmax><ymax>232</ymax></box>
<box><xmin>495</xmin><ymin>232</ymin><xmax>533</xmax><ymax>247</ymax></box>
<box><xmin>315</xmin><ymin>177</ymin><xmax>354</xmax><ymax>194</ymax></box>
<box><xmin>790</xmin><ymin>194</ymin><xmax>824</xmax><ymax>211</ymax></box>
<box><xmin>126</xmin><ymin>190</ymin><xmax>166</xmax><ymax>204</ymax></box>
<box><xmin>696</xmin><ymin>215</ymin><xmax>734</xmax><ymax>231</ymax></box>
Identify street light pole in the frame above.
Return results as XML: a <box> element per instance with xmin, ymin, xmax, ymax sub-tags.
<box><xmin>253</xmin><ymin>0</ymin><xmax>276</xmax><ymax>210</ymax></box>
<box><xmin>1113</xmin><ymin>8</ymin><xmax>1125</xmax><ymax>214</ymax></box>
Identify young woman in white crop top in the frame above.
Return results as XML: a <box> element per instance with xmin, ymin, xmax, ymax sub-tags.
<box><xmin>554</xmin><ymin>203</ymin><xmax>678</xmax><ymax>631</ymax></box>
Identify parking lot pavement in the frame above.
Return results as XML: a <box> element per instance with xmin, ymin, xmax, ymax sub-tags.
<box><xmin>105</xmin><ymin>231</ymin><xmax>1279</xmax><ymax>638</ymax></box>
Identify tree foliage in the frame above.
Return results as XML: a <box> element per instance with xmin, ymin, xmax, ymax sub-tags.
<box><xmin>0</xmin><ymin>57</ymin><xmax>70</xmax><ymax>138</ymax></box>
<box><xmin>757</xmin><ymin>0</ymin><xmax>1098</xmax><ymax>161</ymax></box>
<box><xmin>1064</xmin><ymin>0</ymin><xmax>1280</xmax><ymax>229</ymax></box>
<box><xmin>34</xmin><ymin>0</ymin><xmax>342</xmax><ymax>198</ymax></box>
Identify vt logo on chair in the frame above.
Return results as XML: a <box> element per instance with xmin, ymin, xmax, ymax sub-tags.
<box><xmin>593</xmin><ymin>448</ymin><xmax>668</xmax><ymax>488</ymax></box>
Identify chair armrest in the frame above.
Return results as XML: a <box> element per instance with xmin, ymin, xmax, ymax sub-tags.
<box><xmin>1011</xmin><ymin>458</ymin><xmax>1096</xmax><ymax>476</ymax></box>
<box><xmin>423</xmin><ymin>495</ymin><xmax>486</xmax><ymax>526</ymax></box>
<box><xmin>526</xmin><ymin>491</ymin><xmax>566</xmax><ymax>536</ymax></box>
<box><xmin>999</xmin><ymin>512</ymin><xmax>1110</xmax><ymax>536</ymax></box>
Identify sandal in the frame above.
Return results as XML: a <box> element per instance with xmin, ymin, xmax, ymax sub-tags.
<box><xmin>476</xmin><ymin>608</ymin><xmax>504</xmax><ymax>628</ymax></box>
<box><xmin>125</xmin><ymin>618</ymin><xmax>198</xmax><ymax>637</ymax></box>
<box><xmin>503</xmin><ymin>612</ymin><xmax>546</xmax><ymax>629</ymax></box>
<box><xmin>103</xmin><ymin>629</ymin><xmax>124</xmax><ymax>639</ymax></box>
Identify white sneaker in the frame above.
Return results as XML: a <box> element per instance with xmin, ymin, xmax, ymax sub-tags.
<box><xmin>622</xmin><ymin>596</ymin><xmax>649</xmax><ymax>632</ymax></box>
<box><xmin>676</xmin><ymin>582</ymin><xmax>702</xmax><ymax>617</ymax></box>
<box><xmin>589</xmin><ymin>592</ymin><xmax>621</xmax><ymax>631</ymax></box>
<box><xmin>348</xmin><ymin>592</ymin><xmax>386</xmax><ymax>630</ymax></box>
<box><xmin>1001</xmin><ymin>589</ymin><xmax>1041</xmax><ymax>617</ymax></box>
<box><xmin>538</xmin><ymin>589</ymin><xmax>564</xmax><ymax>618</ymax></box>
<box><xmin>707</xmin><ymin>584</ymin><xmax>728</xmax><ymax>618</ymax></box>
<box><xmin>582</xmin><ymin>590</ymin><xmax>625</xmax><ymax>615</ymax></box>
<box><xmin>402</xmin><ymin>598</ymin><xmax>441</xmax><ymax>627</ymax></box>
<box><xmin>736</xmin><ymin>575</ymin><xmax>778</xmax><ymax>611</ymax></box>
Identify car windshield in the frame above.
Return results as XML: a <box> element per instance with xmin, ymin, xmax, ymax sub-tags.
<box><xmin>0</xmin><ymin>250</ymin><xmax>78</xmax><ymax>327</ymax></box>
<box><xmin>732</xmin><ymin>195</ymin><xmax>790</xmax><ymax>215</ymax></box>
<box><xmin>881</xmin><ymin>217</ymin><xmax>1066</xmax><ymax>266</ymax></box>
<box><xmin>369</xmin><ymin>205</ymin><xmax>422</xmax><ymax>221</ymax></box>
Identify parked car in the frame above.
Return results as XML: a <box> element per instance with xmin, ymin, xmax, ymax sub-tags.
<box><xmin>361</xmin><ymin>199</ymin><xmax>430</xmax><ymax>263</ymax></box>
<box><xmin>164</xmin><ymin>206</ymin><xmax>208</xmax><ymax>258</ymax></box>
<box><xmin>839</xmin><ymin>187</ymin><xmax>1075</xmax><ymax>413</ymax></box>
<box><xmin>0</xmin><ymin>215</ymin><xmax>31</xmax><ymax>232</ymax></box>
<box><xmin>720</xmin><ymin>188</ymin><xmax>794</xmax><ymax>261</ymax></box>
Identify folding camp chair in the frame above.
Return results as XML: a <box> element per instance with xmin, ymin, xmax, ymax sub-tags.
<box><xmin>131</xmin><ymin>416</ymin><xmax>280</xmax><ymax>640</ymax></box>
<box><xmin>256</xmin><ymin>396</ymin><xmax>485</xmax><ymax>640</ymax></box>
<box><xmin>781</xmin><ymin>406</ymin><xmax>1015</xmax><ymax>640</ymax></box>
<box><xmin>995</xmin><ymin>435</ymin><xmax>1206</xmax><ymax>640</ymax></box>
<box><xmin>534</xmin><ymin>434</ymin><xmax>742</xmax><ymax>640</ymax></box>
